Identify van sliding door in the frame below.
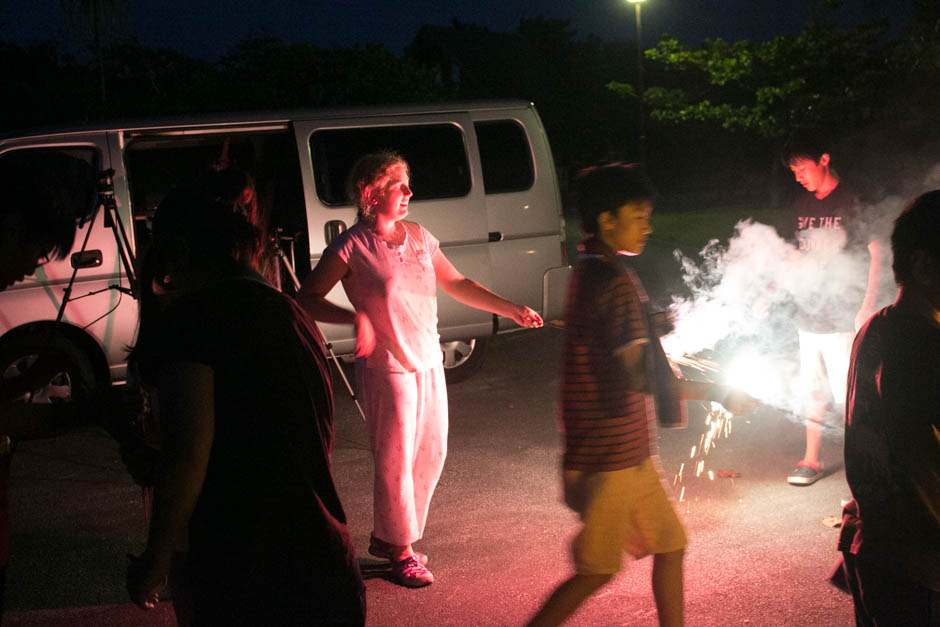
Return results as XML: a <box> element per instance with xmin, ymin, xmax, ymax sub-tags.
<box><xmin>471</xmin><ymin>108</ymin><xmax>567</xmax><ymax>329</ymax></box>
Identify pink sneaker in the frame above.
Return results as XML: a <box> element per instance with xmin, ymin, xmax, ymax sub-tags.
<box><xmin>391</xmin><ymin>555</ymin><xmax>434</xmax><ymax>588</ymax></box>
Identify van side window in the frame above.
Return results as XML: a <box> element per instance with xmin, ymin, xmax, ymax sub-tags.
<box><xmin>310</xmin><ymin>124</ymin><xmax>471</xmax><ymax>205</ymax></box>
<box><xmin>474</xmin><ymin>120</ymin><xmax>534</xmax><ymax>194</ymax></box>
<box><xmin>0</xmin><ymin>147</ymin><xmax>99</xmax><ymax>223</ymax></box>
<box><xmin>124</xmin><ymin>131</ymin><xmax>308</xmax><ymax>281</ymax></box>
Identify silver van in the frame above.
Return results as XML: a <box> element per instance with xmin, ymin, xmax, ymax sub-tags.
<box><xmin>0</xmin><ymin>100</ymin><xmax>571</xmax><ymax>399</ymax></box>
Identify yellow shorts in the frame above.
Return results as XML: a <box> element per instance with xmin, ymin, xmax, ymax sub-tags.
<box><xmin>564</xmin><ymin>458</ymin><xmax>687</xmax><ymax>575</ymax></box>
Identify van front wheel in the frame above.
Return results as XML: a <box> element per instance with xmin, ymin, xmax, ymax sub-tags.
<box><xmin>441</xmin><ymin>337</ymin><xmax>488</xmax><ymax>384</ymax></box>
<box><xmin>0</xmin><ymin>330</ymin><xmax>104</xmax><ymax>405</ymax></box>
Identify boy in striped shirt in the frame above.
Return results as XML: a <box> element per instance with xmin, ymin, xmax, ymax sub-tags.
<box><xmin>529</xmin><ymin>164</ymin><xmax>754</xmax><ymax>627</ymax></box>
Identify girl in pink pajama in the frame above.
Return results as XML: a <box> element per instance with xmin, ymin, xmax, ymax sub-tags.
<box><xmin>298</xmin><ymin>151</ymin><xmax>542</xmax><ymax>587</ymax></box>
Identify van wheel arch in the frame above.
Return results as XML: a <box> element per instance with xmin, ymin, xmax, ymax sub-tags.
<box><xmin>0</xmin><ymin>322</ymin><xmax>111</xmax><ymax>403</ymax></box>
<box><xmin>441</xmin><ymin>337</ymin><xmax>489</xmax><ymax>384</ymax></box>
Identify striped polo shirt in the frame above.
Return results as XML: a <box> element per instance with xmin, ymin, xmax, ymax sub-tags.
<box><xmin>561</xmin><ymin>237</ymin><xmax>654</xmax><ymax>471</ymax></box>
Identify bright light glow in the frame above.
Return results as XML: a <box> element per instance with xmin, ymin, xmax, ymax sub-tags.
<box><xmin>661</xmin><ymin>217</ymin><xmax>879</xmax><ymax>417</ymax></box>
<box><xmin>724</xmin><ymin>345</ymin><xmax>788</xmax><ymax>402</ymax></box>
<box><xmin>627</xmin><ymin>0</ymin><xmax>646</xmax><ymax>3</ymax></box>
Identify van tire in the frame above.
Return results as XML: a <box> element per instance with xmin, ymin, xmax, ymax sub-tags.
<box><xmin>0</xmin><ymin>329</ymin><xmax>105</xmax><ymax>405</ymax></box>
<box><xmin>441</xmin><ymin>337</ymin><xmax>488</xmax><ymax>384</ymax></box>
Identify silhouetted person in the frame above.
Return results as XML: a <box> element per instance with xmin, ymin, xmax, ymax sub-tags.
<box><xmin>0</xmin><ymin>152</ymin><xmax>135</xmax><ymax>619</ymax></box>
<box><xmin>126</xmin><ymin>187</ymin><xmax>365</xmax><ymax>625</ymax></box>
<box><xmin>837</xmin><ymin>190</ymin><xmax>940</xmax><ymax>625</ymax></box>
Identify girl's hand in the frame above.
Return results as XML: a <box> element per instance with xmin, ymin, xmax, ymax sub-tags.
<box><xmin>127</xmin><ymin>551</ymin><xmax>166</xmax><ymax>610</ymax></box>
<box><xmin>511</xmin><ymin>305</ymin><xmax>543</xmax><ymax>329</ymax></box>
<box><xmin>354</xmin><ymin>312</ymin><xmax>376</xmax><ymax>358</ymax></box>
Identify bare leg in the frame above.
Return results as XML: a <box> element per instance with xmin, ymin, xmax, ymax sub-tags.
<box><xmin>527</xmin><ymin>574</ymin><xmax>612</xmax><ymax>627</ymax></box>
<box><xmin>387</xmin><ymin>543</ymin><xmax>415</xmax><ymax>562</ymax></box>
<box><xmin>803</xmin><ymin>395</ymin><xmax>827</xmax><ymax>466</ymax></box>
<box><xmin>804</xmin><ymin>419</ymin><xmax>823</xmax><ymax>466</ymax></box>
<box><xmin>652</xmin><ymin>549</ymin><xmax>684</xmax><ymax>627</ymax></box>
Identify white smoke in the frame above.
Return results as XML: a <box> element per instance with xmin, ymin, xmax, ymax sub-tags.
<box><xmin>662</xmin><ymin>198</ymin><xmax>909</xmax><ymax>418</ymax></box>
<box><xmin>658</xmin><ymin>152</ymin><xmax>940</xmax><ymax>428</ymax></box>
<box><xmin>922</xmin><ymin>163</ymin><xmax>940</xmax><ymax>189</ymax></box>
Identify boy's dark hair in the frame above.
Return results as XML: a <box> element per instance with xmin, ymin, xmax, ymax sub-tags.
<box><xmin>891</xmin><ymin>189</ymin><xmax>940</xmax><ymax>286</ymax></box>
<box><xmin>575</xmin><ymin>163</ymin><xmax>655</xmax><ymax>235</ymax></box>
<box><xmin>781</xmin><ymin>130</ymin><xmax>831</xmax><ymax>167</ymax></box>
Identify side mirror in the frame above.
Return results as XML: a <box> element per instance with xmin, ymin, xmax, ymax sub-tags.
<box><xmin>71</xmin><ymin>250</ymin><xmax>103</xmax><ymax>269</ymax></box>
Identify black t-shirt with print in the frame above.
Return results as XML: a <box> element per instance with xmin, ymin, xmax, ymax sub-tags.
<box><xmin>793</xmin><ymin>182</ymin><xmax>869</xmax><ymax>333</ymax></box>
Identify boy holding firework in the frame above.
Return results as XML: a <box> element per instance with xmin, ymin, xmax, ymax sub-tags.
<box><xmin>529</xmin><ymin>164</ymin><xmax>755</xmax><ymax>627</ymax></box>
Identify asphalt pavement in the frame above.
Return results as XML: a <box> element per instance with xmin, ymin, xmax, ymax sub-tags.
<box><xmin>4</xmin><ymin>324</ymin><xmax>856</xmax><ymax>626</ymax></box>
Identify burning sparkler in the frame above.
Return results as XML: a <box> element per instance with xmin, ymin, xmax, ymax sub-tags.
<box><xmin>661</xmin><ymin>344</ymin><xmax>761</xmax><ymax>505</ymax></box>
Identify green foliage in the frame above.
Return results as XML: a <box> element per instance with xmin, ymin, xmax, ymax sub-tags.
<box><xmin>606</xmin><ymin>81</ymin><xmax>637</xmax><ymax>99</ymax></box>
<box><xmin>407</xmin><ymin>18</ymin><xmax>644</xmax><ymax>164</ymax></box>
<box><xmin>650</xmin><ymin>206</ymin><xmax>789</xmax><ymax>254</ymax></box>
<box><xmin>217</xmin><ymin>38</ymin><xmax>447</xmax><ymax>108</ymax></box>
<box><xmin>0</xmin><ymin>36</ymin><xmax>451</xmax><ymax>129</ymax></box>
<box><xmin>627</xmin><ymin>5</ymin><xmax>897</xmax><ymax>139</ymax></box>
<box><xmin>0</xmin><ymin>43</ymin><xmax>98</xmax><ymax>127</ymax></box>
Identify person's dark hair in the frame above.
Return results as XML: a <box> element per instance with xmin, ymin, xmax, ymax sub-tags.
<box><xmin>574</xmin><ymin>163</ymin><xmax>655</xmax><ymax>235</ymax></box>
<box><xmin>198</xmin><ymin>166</ymin><xmax>280</xmax><ymax>283</ymax></box>
<box><xmin>0</xmin><ymin>151</ymin><xmax>96</xmax><ymax>261</ymax></box>
<box><xmin>147</xmin><ymin>185</ymin><xmax>261</xmax><ymax>284</ymax></box>
<box><xmin>891</xmin><ymin>189</ymin><xmax>940</xmax><ymax>286</ymax></box>
<box><xmin>203</xmin><ymin>166</ymin><xmax>261</xmax><ymax>228</ymax></box>
<box><xmin>345</xmin><ymin>150</ymin><xmax>409</xmax><ymax>224</ymax></box>
<box><xmin>781</xmin><ymin>130</ymin><xmax>831</xmax><ymax>167</ymax></box>
<box><xmin>130</xmin><ymin>184</ymin><xmax>262</xmax><ymax>369</ymax></box>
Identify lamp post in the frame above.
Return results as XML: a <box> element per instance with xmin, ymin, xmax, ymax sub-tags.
<box><xmin>627</xmin><ymin>0</ymin><xmax>647</xmax><ymax>163</ymax></box>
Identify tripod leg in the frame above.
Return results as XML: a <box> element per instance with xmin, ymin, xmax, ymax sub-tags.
<box><xmin>277</xmin><ymin>250</ymin><xmax>366</xmax><ymax>421</ymax></box>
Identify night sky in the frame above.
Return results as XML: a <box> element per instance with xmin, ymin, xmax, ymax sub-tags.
<box><xmin>0</xmin><ymin>0</ymin><xmax>912</xmax><ymax>59</ymax></box>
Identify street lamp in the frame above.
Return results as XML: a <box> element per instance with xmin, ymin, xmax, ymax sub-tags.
<box><xmin>627</xmin><ymin>0</ymin><xmax>647</xmax><ymax>162</ymax></box>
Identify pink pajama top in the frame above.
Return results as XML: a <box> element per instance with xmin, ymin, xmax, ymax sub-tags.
<box><xmin>327</xmin><ymin>220</ymin><xmax>442</xmax><ymax>373</ymax></box>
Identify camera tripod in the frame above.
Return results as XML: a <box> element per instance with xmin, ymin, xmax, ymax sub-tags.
<box><xmin>272</xmin><ymin>235</ymin><xmax>366</xmax><ymax>421</ymax></box>
<box><xmin>55</xmin><ymin>169</ymin><xmax>137</xmax><ymax>324</ymax></box>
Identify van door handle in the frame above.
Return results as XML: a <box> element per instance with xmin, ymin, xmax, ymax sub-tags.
<box><xmin>488</xmin><ymin>231</ymin><xmax>503</xmax><ymax>242</ymax></box>
<box><xmin>70</xmin><ymin>249</ymin><xmax>103</xmax><ymax>269</ymax></box>
<box><xmin>325</xmin><ymin>220</ymin><xmax>348</xmax><ymax>245</ymax></box>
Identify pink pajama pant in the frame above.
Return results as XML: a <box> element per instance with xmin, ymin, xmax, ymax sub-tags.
<box><xmin>356</xmin><ymin>361</ymin><xmax>448</xmax><ymax>546</ymax></box>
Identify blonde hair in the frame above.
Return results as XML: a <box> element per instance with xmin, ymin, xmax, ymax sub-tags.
<box><xmin>346</xmin><ymin>150</ymin><xmax>410</xmax><ymax>224</ymax></box>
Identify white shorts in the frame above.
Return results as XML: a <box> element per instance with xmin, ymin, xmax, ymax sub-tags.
<box><xmin>798</xmin><ymin>330</ymin><xmax>855</xmax><ymax>411</ymax></box>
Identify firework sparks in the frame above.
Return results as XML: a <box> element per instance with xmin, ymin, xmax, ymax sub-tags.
<box><xmin>664</xmin><ymin>352</ymin><xmax>722</xmax><ymax>377</ymax></box>
<box><xmin>662</xmin><ymin>345</ymin><xmax>758</xmax><ymax>504</ymax></box>
<box><xmin>666</xmin><ymin>341</ymin><xmax>798</xmax><ymax>417</ymax></box>
<box><xmin>675</xmin><ymin>402</ymin><xmax>735</xmax><ymax>503</ymax></box>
